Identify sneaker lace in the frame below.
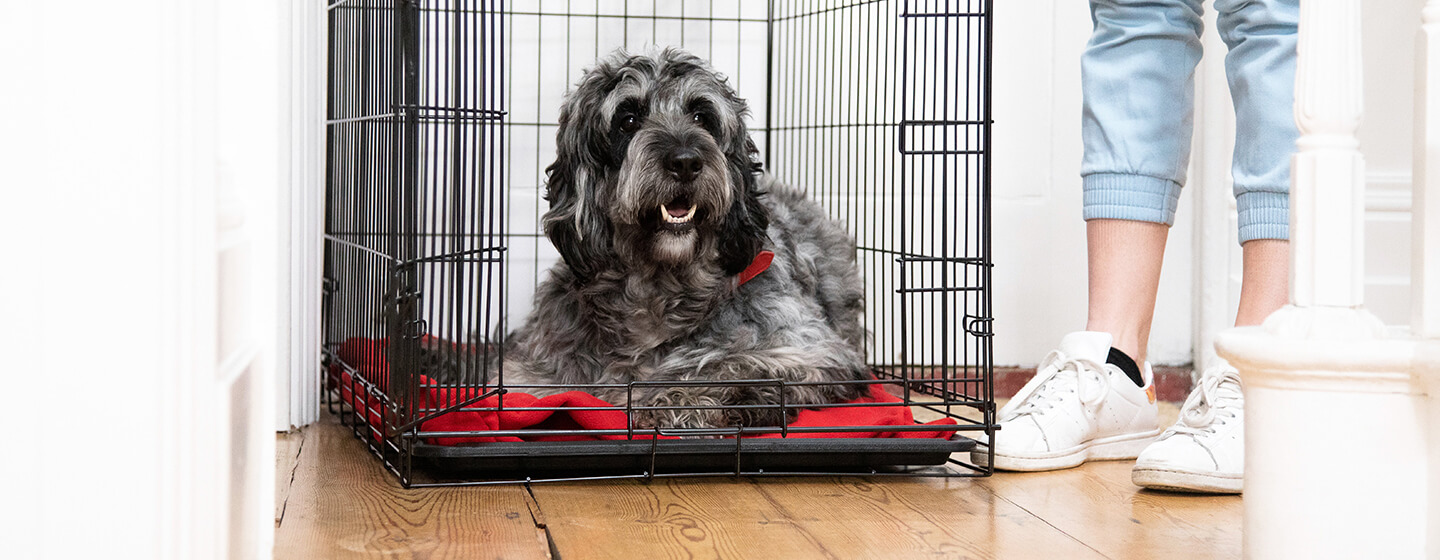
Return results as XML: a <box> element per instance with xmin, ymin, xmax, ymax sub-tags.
<box><xmin>1000</xmin><ymin>351</ymin><xmax>1112</xmax><ymax>420</ymax></box>
<box><xmin>1170</xmin><ymin>366</ymin><xmax>1243</xmax><ymax>436</ymax></box>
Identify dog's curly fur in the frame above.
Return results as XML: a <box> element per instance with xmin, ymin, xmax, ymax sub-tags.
<box><xmin>497</xmin><ymin>48</ymin><xmax>869</xmax><ymax>430</ymax></box>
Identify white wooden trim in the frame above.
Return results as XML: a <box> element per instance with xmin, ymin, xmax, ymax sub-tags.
<box><xmin>1192</xmin><ymin>4</ymin><xmax>1239</xmax><ymax>376</ymax></box>
<box><xmin>159</xmin><ymin>2</ymin><xmax>222</xmax><ymax>556</ymax></box>
<box><xmin>1414</xmin><ymin>9</ymin><xmax>1440</xmax><ymax>549</ymax></box>
<box><xmin>277</xmin><ymin>0</ymin><xmax>328</xmax><ymax>431</ymax></box>
<box><xmin>1367</xmin><ymin>173</ymin><xmax>1415</xmax><ymax>212</ymax></box>
<box><xmin>1416</xmin><ymin>1</ymin><xmax>1440</xmax><ymax>339</ymax></box>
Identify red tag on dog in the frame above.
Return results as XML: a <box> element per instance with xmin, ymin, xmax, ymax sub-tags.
<box><xmin>736</xmin><ymin>250</ymin><xmax>774</xmax><ymax>287</ymax></box>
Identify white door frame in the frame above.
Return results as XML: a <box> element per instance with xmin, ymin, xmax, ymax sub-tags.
<box><xmin>277</xmin><ymin>1</ymin><xmax>328</xmax><ymax>432</ymax></box>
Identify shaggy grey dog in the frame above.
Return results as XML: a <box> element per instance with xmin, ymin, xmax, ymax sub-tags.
<box><xmin>499</xmin><ymin>48</ymin><xmax>868</xmax><ymax>430</ymax></box>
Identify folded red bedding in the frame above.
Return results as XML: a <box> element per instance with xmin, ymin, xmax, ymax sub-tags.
<box><xmin>331</xmin><ymin>337</ymin><xmax>959</xmax><ymax>444</ymax></box>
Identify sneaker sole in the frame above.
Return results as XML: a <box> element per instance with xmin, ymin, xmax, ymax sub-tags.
<box><xmin>971</xmin><ymin>428</ymin><xmax>1162</xmax><ymax>472</ymax></box>
<box><xmin>1132</xmin><ymin>466</ymin><xmax>1243</xmax><ymax>494</ymax></box>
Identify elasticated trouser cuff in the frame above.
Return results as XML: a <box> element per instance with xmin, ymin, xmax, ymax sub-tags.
<box><xmin>1082</xmin><ymin>173</ymin><xmax>1182</xmax><ymax>226</ymax></box>
<box><xmin>1235</xmin><ymin>189</ymin><xmax>1289</xmax><ymax>243</ymax></box>
<box><xmin>1082</xmin><ymin>173</ymin><xmax>1290</xmax><ymax>243</ymax></box>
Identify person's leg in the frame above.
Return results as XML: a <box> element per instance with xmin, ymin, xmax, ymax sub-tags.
<box><xmin>1085</xmin><ymin>219</ymin><xmax>1169</xmax><ymax>364</ymax></box>
<box><xmin>1236</xmin><ymin>238</ymin><xmax>1290</xmax><ymax>326</ymax></box>
<box><xmin>1082</xmin><ymin>0</ymin><xmax>1294</xmax><ymax>364</ymax></box>
<box><xmin>1220</xmin><ymin>0</ymin><xmax>1299</xmax><ymax>326</ymax></box>
<box><xmin>1218</xmin><ymin>0</ymin><xmax>1299</xmax><ymax>250</ymax></box>
<box><xmin>1132</xmin><ymin>0</ymin><xmax>1297</xmax><ymax>493</ymax></box>
<box><xmin>1130</xmin><ymin>240</ymin><xmax>1290</xmax><ymax>493</ymax></box>
<box><xmin>1079</xmin><ymin>0</ymin><xmax>1204</xmax><ymax>366</ymax></box>
<box><xmin>1081</xmin><ymin>0</ymin><xmax>1204</xmax><ymax>223</ymax></box>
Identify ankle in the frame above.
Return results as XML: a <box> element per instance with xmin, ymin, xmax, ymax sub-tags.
<box><xmin>1081</xmin><ymin>325</ymin><xmax>1148</xmax><ymax>365</ymax></box>
<box><xmin>1106</xmin><ymin>347</ymin><xmax>1146</xmax><ymax>387</ymax></box>
<box><xmin>1114</xmin><ymin>344</ymin><xmax>1146</xmax><ymax>366</ymax></box>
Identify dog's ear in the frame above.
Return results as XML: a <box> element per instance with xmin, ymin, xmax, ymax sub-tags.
<box><xmin>744</xmin><ymin>138</ymin><xmax>763</xmax><ymax>173</ymax></box>
<box><xmin>717</xmin><ymin>168</ymin><xmax>771</xmax><ymax>275</ymax></box>
<box><xmin>542</xmin><ymin>162</ymin><xmax>612</xmax><ymax>282</ymax></box>
<box><xmin>543</xmin><ymin>67</ymin><xmax>621</xmax><ymax>282</ymax></box>
<box><xmin>714</xmin><ymin>101</ymin><xmax>770</xmax><ymax>275</ymax></box>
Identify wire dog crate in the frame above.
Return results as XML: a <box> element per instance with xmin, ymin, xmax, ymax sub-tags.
<box><xmin>323</xmin><ymin>0</ymin><xmax>993</xmax><ymax>487</ymax></box>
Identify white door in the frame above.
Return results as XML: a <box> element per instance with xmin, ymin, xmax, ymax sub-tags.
<box><xmin>0</xmin><ymin>1</ymin><xmax>305</xmax><ymax>558</ymax></box>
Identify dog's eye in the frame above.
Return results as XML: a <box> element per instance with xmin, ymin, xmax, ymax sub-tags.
<box><xmin>619</xmin><ymin>114</ymin><xmax>641</xmax><ymax>133</ymax></box>
<box><xmin>692</xmin><ymin>112</ymin><xmax>708</xmax><ymax>126</ymax></box>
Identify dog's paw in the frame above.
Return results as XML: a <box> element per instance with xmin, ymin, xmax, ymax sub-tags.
<box><xmin>630</xmin><ymin>408</ymin><xmax>732</xmax><ymax>433</ymax></box>
<box><xmin>729</xmin><ymin>406</ymin><xmax>796</xmax><ymax>430</ymax></box>
<box><xmin>630</xmin><ymin>390</ymin><xmax>732</xmax><ymax>433</ymax></box>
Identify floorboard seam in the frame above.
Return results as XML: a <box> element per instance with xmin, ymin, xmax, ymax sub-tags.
<box><xmin>274</xmin><ymin>430</ymin><xmax>306</xmax><ymax>529</ymax></box>
<box><xmin>983</xmin><ymin>485</ymin><xmax>1113</xmax><ymax>560</ymax></box>
<box><xmin>745</xmin><ymin>478</ymin><xmax>843</xmax><ymax>559</ymax></box>
<box><xmin>524</xmin><ymin>484</ymin><xmax>561</xmax><ymax>560</ymax></box>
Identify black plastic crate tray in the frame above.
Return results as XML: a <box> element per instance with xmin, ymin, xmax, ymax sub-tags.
<box><xmin>411</xmin><ymin>435</ymin><xmax>976</xmax><ymax>475</ymax></box>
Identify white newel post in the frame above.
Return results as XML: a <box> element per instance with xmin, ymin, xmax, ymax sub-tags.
<box><xmin>1216</xmin><ymin>0</ymin><xmax>1431</xmax><ymax>557</ymax></box>
<box><xmin>1417</xmin><ymin>1</ymin><xmax>1440</xmax><ymax>556</ymax></box>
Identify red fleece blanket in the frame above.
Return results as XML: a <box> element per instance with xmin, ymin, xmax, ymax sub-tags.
<box><xmin>331</xmin><ymin>337</ymin><xmax>958</xmax><ymax>444</ymax></box>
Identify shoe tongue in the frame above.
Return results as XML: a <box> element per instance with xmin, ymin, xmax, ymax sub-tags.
<box><xmin>1205</xmin><ymin>359</ymin><xmax>1244</xmax><ymax>399</ymax></box>
<box><xmin>1214</xmin><ymin>375</ymin><xmax>1244</xmax><ymax>402</ymax></box>
<box><xmin>1057</xmin><ymin>331</ymin><xmax>1114</xmax><ymax>363</ymax></box>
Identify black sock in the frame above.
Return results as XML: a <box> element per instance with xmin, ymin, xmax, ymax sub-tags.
<box><xmin>1106</xmin><ymin>348</ymin><xmax>1145</xmax><ymax>387</ymax></box>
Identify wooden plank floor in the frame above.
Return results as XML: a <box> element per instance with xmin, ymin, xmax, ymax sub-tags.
<box><xmin>273</xmin><ymin>414</ymin><xmax>550</xmax><ymax>559</ymax></box>
<box><xmin>274</xmin><ymin>403</ymin><xmax>1240</xmax><ymax>560</ymax></box>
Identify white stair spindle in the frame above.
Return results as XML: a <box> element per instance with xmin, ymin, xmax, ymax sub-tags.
<box><xmin>1289</xmin><ymin>0</ymin><xmax>1365</xmax><ymax>310</ymax></box>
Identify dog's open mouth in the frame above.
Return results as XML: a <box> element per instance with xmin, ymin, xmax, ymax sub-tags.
<box><xmin>658</xmin><ymin>199</ymin><xmax>698</xmax><ymax>232</ymax></box>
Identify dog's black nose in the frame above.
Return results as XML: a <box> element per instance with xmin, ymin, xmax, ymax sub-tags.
<box><xmin>664</xmin><ymin>148</ymin><xmax>703</xmax><ymax>183</ymax></box>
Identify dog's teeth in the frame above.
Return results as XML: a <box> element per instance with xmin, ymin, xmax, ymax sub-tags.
<box><xmin>660</xmin><ymin>203</ymin><xmax>696</xmax><ymax>224</ymax></box>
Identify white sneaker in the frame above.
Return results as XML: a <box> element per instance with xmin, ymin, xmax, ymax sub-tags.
<box><xmin>974</xmin><ymin>331</ymin><xmax>1161</xmax><ymax>471</ymax></box>
<box><xmin>1132</xmin><ymin>359</ymin><xmax>1244</xmax><ymax>493</ymax></box>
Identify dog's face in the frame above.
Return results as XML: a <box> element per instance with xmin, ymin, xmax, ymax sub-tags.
<box><xmin>543</xmin><ymin>49</ymin><xmax>769</xmax><ymax>280</ymax></box>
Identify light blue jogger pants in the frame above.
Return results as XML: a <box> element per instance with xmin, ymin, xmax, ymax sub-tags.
<box><xmin>1080</xmin><ymin>0</ymin><xmax>1299</xmax><ymax>243</ymax></box>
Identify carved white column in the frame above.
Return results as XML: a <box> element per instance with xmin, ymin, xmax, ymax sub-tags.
<box><xmin>1217</xmin><ymin>0</ymin><xmax>1430</xmax><ymax>557</ymax></box>
<box><xmin>1289</xmin><ymin>0</ymin><xmax>1366</xmax><ymax>310</ymax></box>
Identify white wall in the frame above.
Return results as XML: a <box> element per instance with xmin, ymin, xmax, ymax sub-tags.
<box><xmin>1358</xmin><ymin>0</ymin><xmax>1426</xmax><ymax>328</ymax></box>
